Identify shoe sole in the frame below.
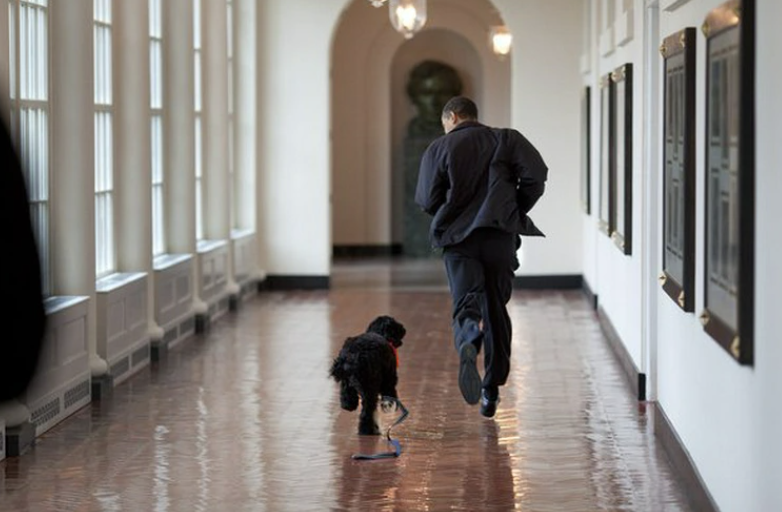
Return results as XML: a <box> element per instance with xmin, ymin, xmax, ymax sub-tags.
<box><xmin>458</xmin><ymin>343</ymin><xmax>481</xmax><ymax>405</ymax></box>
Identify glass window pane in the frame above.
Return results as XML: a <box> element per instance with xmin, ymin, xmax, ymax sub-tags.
<box><xmin>149</xmin><ymin>0</ymin><xmax>161</xmax><ymax>38</ymax></box>
<box><xmin>193</xmin><ymin>0</ymin><xmax>201</xmax><ymax>49</ymax></box>
<box><xmin>194</xmin><ymin>50</ymin><xmax>201</xmax><ymax>112</ymax></box>
<box><xmin>150</xmin><ymin>40</ymin><xmax>162</xmax><ymax>109</ymax></box>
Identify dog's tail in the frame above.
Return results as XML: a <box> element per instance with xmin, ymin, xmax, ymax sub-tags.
<box><xmin>329</xmin><ymin>353</ymin><xmax>360</xmax><ymax>411</ymax></box>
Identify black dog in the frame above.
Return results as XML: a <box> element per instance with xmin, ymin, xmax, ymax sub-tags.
<box><xmin>329</xmin><ymin>316</ymin><xmax>406</xmax><ymax>435</ymax></box>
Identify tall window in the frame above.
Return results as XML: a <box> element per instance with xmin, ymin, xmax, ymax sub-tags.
<box><xmin>193</xmin><ymin>0</ymin><xmax>204</xmax><ymax>240</ymax></box>
<box><xmin>94</xmin><ymin>0</ymin><xmax>115</xmax><ymax>277</ymax></box>
<box><xmin>150</xmin><ymin>0</ymin><xmax>165</xmax><ymax>255</ymax></box>
<box><xmin>227</xmin><ymin>0</ymin><xmax>236</xmax><ymax>229</ymax></box>
<box><xmin>9</xmin><ymin>0</ymin><xmax>51</xmax><ymax>296</ymax></box>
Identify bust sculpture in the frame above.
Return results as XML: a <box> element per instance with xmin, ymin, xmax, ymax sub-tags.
<box><xmin>406</xmin><ymin>60</ymin><xmax>463</xmax><ymax>137</ymax></box>
<box><xmin>402</xmin><ymin>60</ymin><xmax>463</xmax><ymax>257</ymax></box>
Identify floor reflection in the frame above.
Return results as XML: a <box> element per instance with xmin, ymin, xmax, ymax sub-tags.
<box><xmin>0</xmin><ymin>260</ymin><xmax>692</xmax><ymax>511</ymax></box>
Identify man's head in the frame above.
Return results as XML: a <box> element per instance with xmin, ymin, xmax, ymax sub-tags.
<box><xmin>441</xmin><ymin>96</ymin><xmax>478</xmax><ymax>134</ymax></box>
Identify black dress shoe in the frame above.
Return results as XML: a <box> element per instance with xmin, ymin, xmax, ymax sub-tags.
<box><xmin>480</xmin><ymin>389</ymin><xmax>500</xmax><ymax>418</ymax></box>
<box><xmin>458</xmin><ymin>343</ymin><xmax>482</xmax><ymax>405</ymax></box>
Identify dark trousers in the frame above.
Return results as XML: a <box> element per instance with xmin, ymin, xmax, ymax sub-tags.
<box><xmin>442</xmin><ymin>228</ymin><xmax>518</xmax><ymax>392</ymax></box>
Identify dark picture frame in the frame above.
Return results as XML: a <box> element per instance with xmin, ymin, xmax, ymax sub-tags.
<box><xmin>598</xmin><ymin>74</ymin><xmax>614</xmax><ymax>235</ymax></box>
<box><xmin>611</xmin><ymin>63</ymin><xmax>632</xmax><ymax>255</ymax></box>
<box><xmin>581</xmin><ymin>86</ymin><xmax>591</xmax><ymax>214</ymax></box>
<box><xmin>700</xmin><ymin>0</ymin><xmax>755</xmax><ymax>365</ymax></box>
<box><xmin>660</xmin><ymin>28</ymin><xmax>696</xmax><ymax>312</ymax></box>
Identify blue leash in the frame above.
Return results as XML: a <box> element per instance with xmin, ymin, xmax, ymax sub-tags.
<box><xmin>351</xmin><ymin>397</ymin><xmax>409</xmax><ymax>460</ymax></box>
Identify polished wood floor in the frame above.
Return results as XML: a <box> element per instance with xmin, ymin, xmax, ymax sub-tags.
<box><xmin>1</xmin><ymin>259</ymin><xmax>692</xmax><ymax>511</ymax></box>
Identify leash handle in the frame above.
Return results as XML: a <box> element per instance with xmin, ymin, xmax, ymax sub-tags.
<box><xmin>351</xmin><ymin>397</ymin><xmax>408</xmax><ymax>460</ymax></box>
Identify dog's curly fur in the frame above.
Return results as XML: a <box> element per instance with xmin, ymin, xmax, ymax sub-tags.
<box><xmin>329</xmin><ymin>316</ymin><xmax>406</xmax><ymax>435</ymax></box>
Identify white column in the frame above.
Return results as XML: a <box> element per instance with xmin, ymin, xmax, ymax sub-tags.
<box><xmin>235</xmin><ymin>0</ymin><xmax>258</xmax><ymax>272</ymax></box>
<box><xmin>202</xmin><ymin>0</ymin><xmax>229</xmax><ymax>241</ymax></box>
<box><xmin>641</xmin><ymin>0</ymin><xmax>660</xmax><ymax>401</ymax></box>
<box><xmin>163</xmin><ymin>0</ymin><xmax>195</xmax><ymax>255</ymax></box>
<box><xmin>50</xmin><ymin>0</ymin><xmax>106</xmax><ymax>377</ymax></box>
<box><xmin>255</xmin><ymin>1</ymin><xmax>269</xmax><ymax>274</ymax></box>
<box><xmin>202</xmin><ymin>0</ymin><xmax>238</xmax><ymax>295</ymax></box>
<box><xmin>113</xmin><ymin>0</ymin><xmax>162</xmax><ymax>339</ymax></box>
<box><xmin>163</xmin><ymin>0</ymin><xmax>205</xmax><ymax>313</ymax></box>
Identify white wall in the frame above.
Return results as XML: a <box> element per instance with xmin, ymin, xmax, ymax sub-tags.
<box><xmin>582</xmin><ymin>0</ymin><xmax>646</xmax><ymax>370</ymax></box>
<box><xmin>753</xmin><ymin>0</ymin><xmax>782</xmax><ymax>506</ymax></box>
<box><xmin>493</xmin><ymin>0</ymin><xmax>584</xmax><ymax>276</ymax></box>
<box><xmin>653</xmin><ymin>1</ymin><xmax>782</xmax><ymax>511</ymax></box>
<box><xmin>581</xmin><ymin>0</ymin><xmax>782</xmax><ymax>510</ymax></box>
<box><xmin>582</xmin><ymin>0</ymin><xmax>600</xmax><ymax>294</ymax></box>
<box><xmin>255</xmin><ymin>1</ymin><xmax>346</xmax><ymax>275</ymax></box>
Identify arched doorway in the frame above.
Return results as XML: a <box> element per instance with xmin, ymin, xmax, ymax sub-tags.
<box><xmin>330</xmin><ymin>0</ymin><xmax>510</xmax><ymax>260</ymax></box>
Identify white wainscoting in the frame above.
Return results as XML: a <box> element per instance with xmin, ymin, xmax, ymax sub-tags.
<box><xmin>197</xmin><ymin>240</ymin><xmax>230</xmax><ymax>322</ymax></box>
<box><xmin>24</xmin><ymin>296</ymin><xmax>92</xmax><ymax>437</ymax></box>
<box><xmin>232</xmin><ymin>229</ymin><xmax>256</xmax><ymax>285</ymax></box>
<box><xmin>232</xmin><ymin>229</ymin><xmax>258</xmax><ymax>302</ymax></box>
<box><xmin>154</xmin><ymin>254</ymin><xmax>196</xmax><ymax>349</ymax></box>
<box><xmin>96</xmin><ymin>272</ymin><xmax>150</xmax><ymax>386</ymax></box>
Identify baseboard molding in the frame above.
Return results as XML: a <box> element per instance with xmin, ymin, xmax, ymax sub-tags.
<box><xmin>653</xmin><ymin>403</ymin><xmax>719</xmax><ymax>512</ymax></box>
<box><xmin>582</xmin><ymin>278</ymin><xmax>598</xmax><ymax>310</ymax></box>
<box><xmin>597</xmin><ymin>306</ymin><xmax>646</xmax><ymax>401</ymax></box>
<box><xmin>513</xmin><ymin>274</ymin><xmax>582</xmax><ymax>290</ymax></box>
<box><xmin>260</xmin><ymin>275</ymin><xmax>330</xmax><ymax>291</ymax></box>
<box><xmin>333</xmin><ymin>244</ymin><xmax>402</xmax><ymax>258</ymax></box>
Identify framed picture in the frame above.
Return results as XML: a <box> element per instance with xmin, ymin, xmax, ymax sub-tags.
<box><xmin>660</xmin><ymin>28</ymin><xmax>696</xmax><ymax>312</ymax></box>
<box><xmin>581</xmin><ymin>86</ymin><xmax>591</xmax><ymax>214</ymax></box>
<box><xmin>611</xmin><ymin>63</ymin><xmax>632</xmax><ymax>255</ymax></box>
<box><xmin>700</xmin><ymin>0</ymin><xmax>755</xmax><ymax>365</ymax></box>
<box><xmin>598</xmin><ymin>74</ymin><xmax>614</xmax><ymax>235</ymax></box>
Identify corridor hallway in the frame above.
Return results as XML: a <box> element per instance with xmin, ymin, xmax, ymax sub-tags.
<box><xmin>0</xmin><ymin>260</ymin><xmax>692</xmax><ymax>511</ymax></box>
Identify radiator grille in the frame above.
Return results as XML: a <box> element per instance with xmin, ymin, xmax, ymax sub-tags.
<box><xmin>110</xmin><ymin>357</ymin><xmax>130</xmax><ymax>379</ymax></box>
<box><xmin>163</xmin><ymin>326</ymin><xmax>178</xmax><ymax>344</ymax></box>
<box><xmin>218</xmin><ymin>297</ymin><xmax>229</xmax><ymax>313</ymax></box>
<box><xmin>64</xmin><ymin>380</ymin><xmax>91</xmax><ymax>409</ymax></box>
<box><xmin>132</xmin><ymin>344</ymin><xmax>150</xmax><ymax>367</ymax></box>
<box><xmin>31</xmin><ymin>397</ymin><xmax>61</xmax><ymax>427</ymax></box>
<box><xmin>179</xmin><ymin>316</ymin><xmax>195</xmax><ymax>336</ymax></box>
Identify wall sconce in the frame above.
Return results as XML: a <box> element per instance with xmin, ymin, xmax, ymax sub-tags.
<box><xmin>389</xmin><ymin>0</ymin><xmax>427</xmax><ymax>39</ymax></box>
<box><xmin>490</xmin><ymin>26</ymin><xmax>513</xmax><ymax>58</ymax></box>
<box><xmin>367</xmin><ymin>0</ymin><xmax>387</xmax><ymax>6</ymax></box>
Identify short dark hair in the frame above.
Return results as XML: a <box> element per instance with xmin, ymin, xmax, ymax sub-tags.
<box><xmin>442</xmin><ymin>96</ymin><xmax>478</xmax><ymax>120</ymax></box>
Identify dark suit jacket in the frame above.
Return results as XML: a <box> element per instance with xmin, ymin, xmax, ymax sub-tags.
<box><xmin>1</xmin><ymin>116</ymin><xmax>46</xmax><ymax>402</ymax></box>
<box><xmin>414</xmin><ymin>121</ymin><xmax>548</xmax><ymax>248</ymax></box>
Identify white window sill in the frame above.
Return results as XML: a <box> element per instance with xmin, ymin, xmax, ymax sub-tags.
<box><xmin>153</xmin><ymin>253</ymin><xmax>193</xmax><ymax>271</ymax></box>
<box><xmin>96</xmin><ymin>272</ymin><xmax>147</xmax><ymax>293</ymax></box>
<box><xmin>231</xmin><ymin>228</ymin><xmax>255</xmax><ymax>241</ymax></box>
<box><xmin>44</xmin><ymin>296</ymin><xmax>89</xmax><ymax>315</ymax></box>
<box><xmin>197</xmin><ymin>239</ymin><xmax>228</xmax><ymax>255</ymax></box>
